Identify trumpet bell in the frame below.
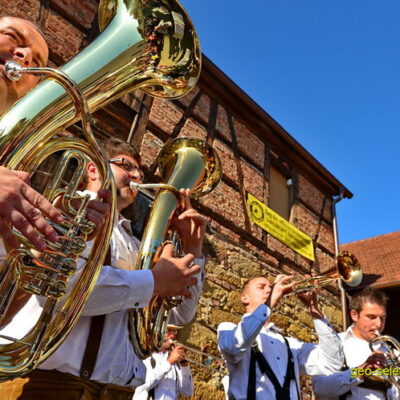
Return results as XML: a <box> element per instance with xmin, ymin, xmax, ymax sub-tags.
<box><xmin>289</xmin><ymin>251</ymin><xmax>363</xmax><ymax>295</ymax></box>
<box><xmin>337</xmin><ymin>251</ymin><xmax>363</xmax><ymax>287</ymax></box>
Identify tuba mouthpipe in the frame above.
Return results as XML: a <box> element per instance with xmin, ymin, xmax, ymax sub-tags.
<box><xmin>129</xmin><ymin>182</ymin><xmax>185</xmax><ymax>206</ymax></box>
<box><xmin>0</xmin><ymin>0</ymin><xmax>201</xmax><ymax>168</ymax></box>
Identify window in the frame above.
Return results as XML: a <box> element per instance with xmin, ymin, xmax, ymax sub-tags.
<box><xmin>269</xmin><ymin>166</ymin><xmax>292</xmax><ymax>220</ymax></box>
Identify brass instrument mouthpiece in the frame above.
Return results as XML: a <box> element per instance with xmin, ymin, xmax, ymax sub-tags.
<box><xmin>129</xmin><ymin>182</ymin><xmax>140</xmax><ymax>191</ymax></box>
<box><xmin>5</xmin><ymin>61</ymin><xmax>24</xmax><ymax>81</ymax></box>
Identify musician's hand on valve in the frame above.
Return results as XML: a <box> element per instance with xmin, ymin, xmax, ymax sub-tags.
<box><xmin>0</xmin><ymin>166</ymin><xmax>63</xmax><ymax>250</ymax></box>
<box><xmin>171</xmin><ymin>188</ymin><xmax>208</xmax><ymax>258</ymax></box>
<box><xmin>296</xmin><ymin>274</ymin><xmax>324</xmax><ymax>319</ymax></box>
<box><xmin>68</xmin><ymin>189</ymin><xmax>111</xmax><ymax>241</ymax></box>
<box><xmin>83</xmin><ymin>189</ymin><xmax>111</xmax><ymax>240</ymax></box>
<box><xmin>151</xmin><ymin>243</ymin><xmax>200</xmax><ymax>298</ymax></box>
<box><xmin>266</xmin><ymin>275</ymin><xmax>296</xmax><ymax>308</ymax></box>
<box><xmin>358</xmin><ymin>351</ymin><xmax>387</xmax><ymax>372</ymax></box>
<box><xmin>167</xmin><ymin>344</ymin><xmax>187</xmax><ymax>364</ymax></box>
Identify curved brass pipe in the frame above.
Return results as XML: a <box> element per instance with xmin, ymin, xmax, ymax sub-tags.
<box><xmin>0</xmin><ymin>0</ymin><xmax>201</xmax><ymax>379</ymax></box>
<box><xmin>128</xmin><ymin>137</ymin><xmax>222</xmax><ymax>359</ymax></box>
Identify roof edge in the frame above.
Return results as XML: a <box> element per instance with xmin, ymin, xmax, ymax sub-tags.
<box><xmin>199</xmin><ymin>55</ymin><xmax>353</xmax><ymax>199</ymax></box>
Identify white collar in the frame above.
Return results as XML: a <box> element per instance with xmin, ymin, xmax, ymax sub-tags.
<box><xmin>343</xmin><ymin>324</ymin><xmax>381</xmax><ymax>350</ymax></box>
<box><xmin>343</xmin><ymin>324</ymin><xmax>357</xmax><ymax>340</ymax></box>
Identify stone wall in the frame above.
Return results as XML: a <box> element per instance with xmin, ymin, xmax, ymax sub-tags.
<box><xmin>1</xmin><ymin>1</ymin><xmax>345</xmax><ymax>398</ymax></box>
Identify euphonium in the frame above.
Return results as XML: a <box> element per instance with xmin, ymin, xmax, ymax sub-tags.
<box><xmin>128</xmin><ymin>137</ymin><xmax>222</xmax><ymax>359</ymax></box>
<box><xmin>0</xmin><ymin>0</ymin><xmax>201</xmax><ymax>379</ymax></box>
<box><xmin>368</xmin><ymin>331</ymin><xmax>400</xmax><ymax>390</ymax></box>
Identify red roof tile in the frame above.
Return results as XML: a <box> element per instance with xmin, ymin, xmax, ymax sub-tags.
<box><xmin>340</xmin><ymin>231</ymin><xmax>400</xmax><ymax>289</ymax></box>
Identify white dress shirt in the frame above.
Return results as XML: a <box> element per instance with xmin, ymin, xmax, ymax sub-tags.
<box><xmin>218</xmin><ymin>304</ymin><xmax>343</xmax><ymax>400</ymax></box>
<box><xmin>0</xmin><ymin>211</ymin><xmax>205</xmax><ymax>388</ymax></box>
<box><xmin>133</xmin><ymin>351</ymin><xmax>193</xmax><ymax>400</ymax></box>
<box><xmin>312</xmin><ymin>326</ymin><xmax>400</xmax><ymax>400</ymax></box>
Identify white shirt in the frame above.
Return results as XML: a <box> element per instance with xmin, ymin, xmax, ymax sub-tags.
<box><xmin>218</xmin><ymin>304</ymin><xmax>344</xmax><ymax>400</ymax></box>
<box><xmin>133</xmin><ymin>351</ymin><xmax>193</xmax><ymax>400</ymax></box>
<box><xmin>312</xmin><ymin>326</ymin><xmax>400</xmax><ymax>400</ymax></box>
<box><xmin>0</xmin><ymin>211</ymin><xmax>205</xmax><ymax>388</ymax></box>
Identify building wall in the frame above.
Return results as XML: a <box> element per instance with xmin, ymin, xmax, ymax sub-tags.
<box><xmin>146</xmin><ymin>86</ymin><xmax>343</xmax><ymax>399</ymax></box>
<box><xmin>1</xmin><ymin>1</ymin><xmax>344</xmax><ymax>398</ymax></box>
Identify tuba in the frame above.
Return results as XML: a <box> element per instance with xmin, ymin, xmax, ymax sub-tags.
<box><xmin>128</xmin><ymin>137</ymin><xmax>222</xmax><ymax>359</ymax></box>
<box><xmin>0</xmin><ymin>0</ymin><xmax>201</xmax><ymax>379</ymax></box>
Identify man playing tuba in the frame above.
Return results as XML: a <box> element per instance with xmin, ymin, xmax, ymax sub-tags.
<box><xmin>0</xmin><ymin>136</ymin><xmax>207</xmax><ymax>400</ymax></box>
<box><xmin>0</xmin><ymin>16</ymin><xmax>68</xmax><ymax>250</ymax></box>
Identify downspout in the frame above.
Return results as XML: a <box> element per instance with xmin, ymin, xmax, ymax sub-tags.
<box><xmin>332</xmin><ymin>187</ymin><xmax>348</xmax><ymax>330</ymax></box>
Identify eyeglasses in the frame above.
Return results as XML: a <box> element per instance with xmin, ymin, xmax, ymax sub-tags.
<box><xmin>109</xmin><ymin>158</ymin><xmax>143</xmax><ymax>180</ymax></box>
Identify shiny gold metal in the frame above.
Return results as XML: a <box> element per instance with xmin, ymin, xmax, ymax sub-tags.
<box><xmin>176</xmin><ymin>342</ymin><xmax>227</xmax><ymax>375</ymax></box>
<box><xmin>129</xmin><ymin>137</ymin><xmax>221</xmax><ymax>359</ymax></box>
<box><xmin>0</xmin><ymin>0</ymin><xmax>201</xmax><ymax>380</ymax></box>
<box><xmin>289</xmin><ymin>251</ymin><xmax>362</xmax><ymax>295</ymax></box>
<box><xmin>368</xmin><ymin>331</ymin><xmax>400</xmax><ymax>390</ymax></box>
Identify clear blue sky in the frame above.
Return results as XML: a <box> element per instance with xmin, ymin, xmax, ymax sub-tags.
<box><xmin>181</xmin><ymin>0</ymin><xmax>400</xmax><ymax>244</ymax></box>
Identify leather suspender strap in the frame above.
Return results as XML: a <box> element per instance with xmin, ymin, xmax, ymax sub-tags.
<box><xmin>247</xmin><ymin>344</ymin><xmax>258</xmax><ymax>400</ymax></box>
<box><xmin>281</xmin><ymin>336</ymin><xmax>300</xmax><ymax>400</ymax></box>
<box><xmin>247</xmin><ymin>338</ymin><xmax>298</xmax><ymax>400</ymax></box>
<box><xmin>79</xmin><ymin>249</ymin><xmax>111</xmax><ymax>380</ymax></box>
<box><xmin>80</xmin><ymin>314</ymin><xmax>106</xmax><ymax>379</ymax></box>
<box><xmin>148</xmin><ymin>387</ymin><xmax>155</xmax><ymax>400</ymax></box>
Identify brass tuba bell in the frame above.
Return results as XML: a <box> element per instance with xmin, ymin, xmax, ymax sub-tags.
<box><xmin>0</xmin><ymin>0</ymin><xmax>201</xmax><ymax>379</ymax></box>
<box><xmin>128</xmin><ymin>137</ymin><xmax>222</xmax><ymax>359</ymax></box>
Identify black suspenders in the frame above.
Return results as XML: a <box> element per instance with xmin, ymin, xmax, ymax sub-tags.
<box><xmin>247</xmin><ymin>336</ymin><xmax>300</xmax><ymax>400</ymax></box>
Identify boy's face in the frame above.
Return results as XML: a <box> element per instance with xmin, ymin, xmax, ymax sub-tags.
<box><xmin>0</xmin><ymin>17</ymin><xmax>49</xmax><ymax>114</ymax></box>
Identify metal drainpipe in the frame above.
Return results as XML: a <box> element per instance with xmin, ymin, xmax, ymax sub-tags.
<box><xmin>332</xmin><ymin>187</ymin><xmax>348</xmax><ymax>330</ymax></box>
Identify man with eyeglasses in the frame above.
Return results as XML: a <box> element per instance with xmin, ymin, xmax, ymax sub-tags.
<box><xmin>0</xmin><ymin>137</ymin><xmax>206</xmax><ymax>400</ymax></box>
<box><xmin>109</xmin><ymin>157</ymin><xmax>143</xmax><ymax>179</ymax></box>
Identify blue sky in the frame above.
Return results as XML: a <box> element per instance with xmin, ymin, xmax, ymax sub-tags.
<box><xmin>180</xmin><ymin>0</ymin><xmax>400</xmax><ymax>244</ymax></box>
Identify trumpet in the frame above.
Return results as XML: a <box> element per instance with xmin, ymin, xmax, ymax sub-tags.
<box><xmin>288</xmin><ymin>251</ymin><xmax>362</xmax><ymax>295</ymax></box>
<box><xmin>172</xmin><ymin>341</ymin><xmax>226</xmax><ymax>374</ymax></box>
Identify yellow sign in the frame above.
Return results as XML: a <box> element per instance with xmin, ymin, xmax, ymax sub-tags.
<box><xmin>247</xmin><ymin>193</ymin><xmax>315</xmax><ymax>261</ymax></box>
